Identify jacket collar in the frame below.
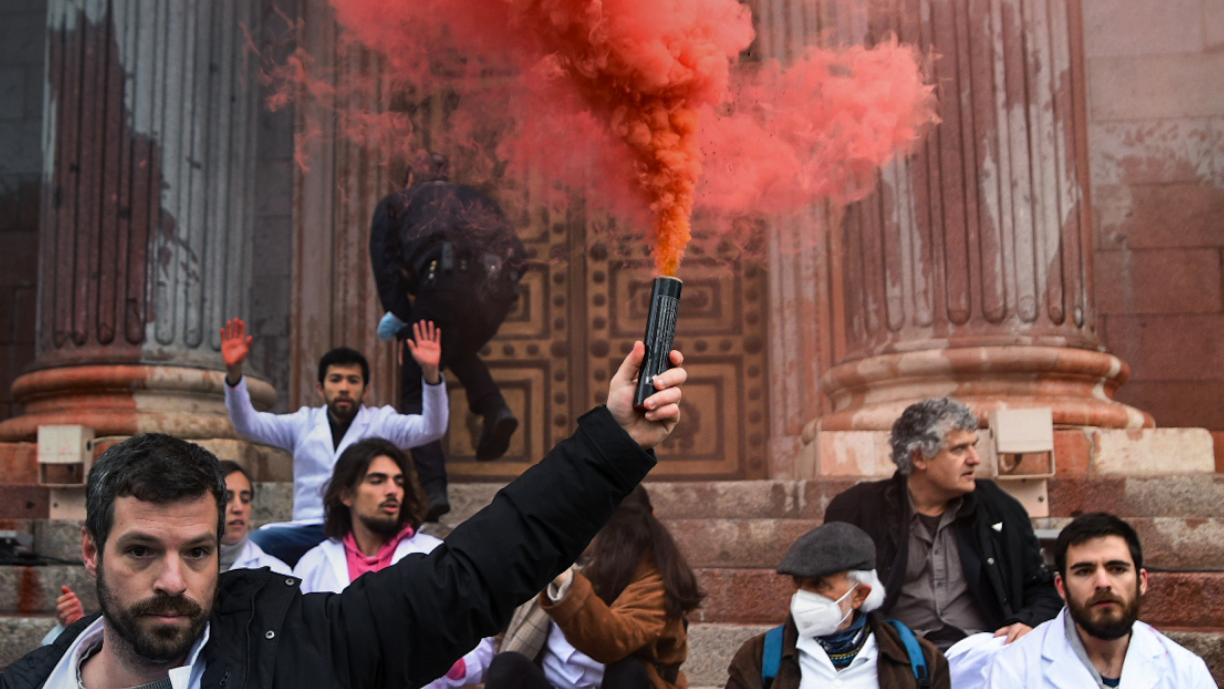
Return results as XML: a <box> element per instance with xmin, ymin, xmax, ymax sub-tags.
<box><xmin>311</xmin><ymin>404</ymin><xmax>374</xmax><ymax>456</ymax></box>
<box><xmin>1042</xmin><ymin>608</ymin><xmax>1162</xmax><ymax>689</ymax></box>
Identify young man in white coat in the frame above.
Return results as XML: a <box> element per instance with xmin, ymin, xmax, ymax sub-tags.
<box><xmin>294</xmin><ymin>437</ymin><xmax>493</xmax><ymax>688</ymax></box>
<box><xmin>220</xmin><ymin>317</ymin><xmax>448</xmax><ymax>567</ymax></box>
<box><xmin>983</xmin><ymin>512</ymin><xmax>1218</xmax><ymax>689</ymax></box>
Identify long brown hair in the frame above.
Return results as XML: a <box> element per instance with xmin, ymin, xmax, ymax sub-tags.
<box><xmin>322</xmin><ymin>438</ymin><xmax>428</xmax><ymax>540</ymax></box>
<box><xmin>583</xmin><ymin>486</ymin><xmax>705</xmax><ymax>618</ymax></box>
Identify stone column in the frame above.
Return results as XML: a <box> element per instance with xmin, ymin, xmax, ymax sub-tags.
<box><xmin>0</xmin><ymin>0</ymin><xmax>276</xmax><ymax>442</ymax></box>
<box><xmin>813</xmin><ymin>0</ymin><xmax>1149</xmax><ymax>432</ymax></box>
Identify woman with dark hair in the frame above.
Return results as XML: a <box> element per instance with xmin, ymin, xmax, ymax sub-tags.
<box><xmin>489</xmin><ymin>486</ymin><xmax>705</xmax><ymax>689</ymax></box>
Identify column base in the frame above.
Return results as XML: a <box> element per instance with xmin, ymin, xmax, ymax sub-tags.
<box><xmin>0</xmin><ymin>364</ymin><xmax>279</xmax><ymax>441</ymax></box>
<box><xmin>813</xmin><ymin>345</ymin><xmax>1152</xmax><ymax>432</ymax></box>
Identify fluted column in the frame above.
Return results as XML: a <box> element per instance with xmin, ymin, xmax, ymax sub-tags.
<box><xmin>0</xmin><ymin>0</ymin><xmax>275</xmax><ymax>440</ymax></box>
<box><xmin>816</xmin><ymin>0</ymin><xmax>1149</xmax><ymax>431</ymax></box>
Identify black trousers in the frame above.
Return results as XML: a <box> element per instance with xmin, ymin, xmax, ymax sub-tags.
<box><xmin>399</xmin><ymin>283</ymin><xmax>512</xmax><ymax>488</ymax></box>
<box><xmin>484</xmin><ymin>652</ymin><xmax>652</xmax><ymax>689</ymax></box>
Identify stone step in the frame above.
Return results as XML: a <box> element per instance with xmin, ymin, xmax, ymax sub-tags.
<box><xmin>2</xmin><ymin>614</ymin><xmax>1220</xmax><ymax>687</ymax></box>
<box><xmin>0</xmin><ymin>564</ymin><xmax>96</xmax><ymax>615</ymax></box>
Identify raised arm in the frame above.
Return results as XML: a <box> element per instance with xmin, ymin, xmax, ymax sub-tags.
<box><xmin>380</xmin><ymin>321</ymin><xmax>449</xmax><ymax>447</ymax></box>
<box><xmin>221</xmin><ymin>317</ymin><xmax>299</xmax><ymax>449</ymax></box>
<box><xmin>301</xmin><ymin>343</ymin><xmax>686</xmax><ymax>687</ymax></box>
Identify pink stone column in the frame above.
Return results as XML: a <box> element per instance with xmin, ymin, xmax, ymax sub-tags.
<box><xmin>816</xmin><ymin>0</ymin><xmax>1149</xmax><ymax>431</ymax></box>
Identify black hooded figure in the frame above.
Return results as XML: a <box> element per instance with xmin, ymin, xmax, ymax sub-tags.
<box><xmin>369</xmin><ymin>153</ymin><xmax>526</xmax><ymax>519</ymax></box>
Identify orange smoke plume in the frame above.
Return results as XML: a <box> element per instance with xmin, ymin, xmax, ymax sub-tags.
<box><xmin>283</xmin><ymin>0</ymin><xmax>937</xmax><ymax>275</ymax></box>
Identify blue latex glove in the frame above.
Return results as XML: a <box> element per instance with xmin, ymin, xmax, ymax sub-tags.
<box><xmin>377</xmin><ymin>311</ymin><xmax>408</xmax><ymax>341</ymax></box>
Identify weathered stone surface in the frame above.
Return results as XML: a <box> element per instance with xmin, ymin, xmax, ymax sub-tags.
<box><xmin>1090</xmin><ymin>428</ymin><xmax>1216</xmax><ymax>474</ymax></box>
<box><xmin>685</xmin><ymin>622</ymin><xmax>769</xmax><ymax>687</ymax></box>
<box><xmin>667</xmin><ymin>519</ymin><xmax>820</xmax><ymax>569</ymax></box>
<box><xmin>0</xmin><ymin>485</ymin><xmax>47</xmax><ymax>519</ymax></box>
<box><xmin>1031</xmin><ymin>517</ymin><xmax>1224</xmax><ymax>570</ymax></box>
<box><xmin>1167</xmin><ymin>630</ymin><xmax>1224</xmax><ymax>687</ymax></box>
<box><xmin>0</xmin><ymin>615</ymin><xmax>57</xmax><ymax>667</ymax></box>
<box><xmin>1096</xmin><ymin>249</ymin><xmax>1223</xmax><ymax>315</ymax></box>
<box><xmin>0</xmin><ymin>565</ymin><xmax>96</xmax><ymax>614</ymax></box>
<box><xmin>1089</xmin><ymin>53</ymin><xmax>1224</xmax><ymax>120</ymax></box>
<box><xmin>1048</xmin><ymin>474</ymin><xmax>1224</xmax><ymax>517</ymax></box>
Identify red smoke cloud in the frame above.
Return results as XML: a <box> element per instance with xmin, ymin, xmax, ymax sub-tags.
<box><xmin>278</xmin><ymin>0</ymin><xmax>936</xmax><ymax>275</ymax></box>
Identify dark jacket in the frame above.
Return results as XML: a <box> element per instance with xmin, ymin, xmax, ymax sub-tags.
<box><xmin>824</xmin><ymin>473</ymin><xmax>1061</xmax><ymax>631</ymax></box>
<box><xmin>725</xmin><ymin>613</ymin><xmax>950</xmax><ymax>689</ymax></box>
<box><xmin>1</xmin><ymin>407</ymin><xmax>653</xmax><ymax>689</ymax></box>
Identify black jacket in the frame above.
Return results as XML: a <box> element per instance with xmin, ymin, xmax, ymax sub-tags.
<box><xmin>823</xmin><ymin>473</ymin><xmax>1061</xmax><ymax>631</ymax></box>
<box><xmin>1</xmin><ymin>408</ymin><xmax>652</xmax><ymax>689</ymax></box>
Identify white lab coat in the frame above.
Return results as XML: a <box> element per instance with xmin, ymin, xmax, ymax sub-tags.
<box><xmin>224</xmin><ymin>376</ymin><xmax>447</xmax><ymax>523</ymax></box>
<box><xmin>228</xmin><ymin>538</ymin><xmax>292</xmax><ymax>576</ymax></box>
<box><xmin>984</xmin><ymin>608</ymin><xmax>1218</xmax><ymax>689</ymax></box>
<box><xmin>294</xmin><ymin>534</ymin><xmax>495</xmax><ymax>689</ymax></box>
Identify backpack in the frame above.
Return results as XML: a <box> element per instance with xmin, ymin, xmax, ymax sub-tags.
<box><xmin>761</xmin><ymin>618</ymin><xmax>930</xmax><ymax>689</ymax></box>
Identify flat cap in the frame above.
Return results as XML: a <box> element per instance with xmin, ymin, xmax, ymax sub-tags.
<box><xmin>777</xmin><ymin>522</ymin><xmax>876</xmax><ymax>579</ymax></box>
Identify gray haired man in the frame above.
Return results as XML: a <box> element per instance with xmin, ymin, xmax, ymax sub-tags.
<box><xmin>824</xmin><ymin>398</ymin><xmax>1061</xmax><ymax>651</ymax></box>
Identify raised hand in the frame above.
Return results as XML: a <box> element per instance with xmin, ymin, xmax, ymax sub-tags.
<box><xmin>606</xmin><ymin>341</ymin><xmax>685</xmax><ymax>450</ymax></box>
<box><xmin>405</xmin><ymin>320</ymin><xmax>442</xmax><ymax>385</ymax></box>
<box><xmin>220</xmin><ymin>318</ymin><xmax>253</xmax><ymax>385</ymax></box>
<box><xmin>56</xmin><ymin>585</ymin><xmax>84</xmax><ymax>627</ymax></box>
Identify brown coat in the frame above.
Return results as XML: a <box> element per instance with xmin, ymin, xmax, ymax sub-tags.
<box><xmin>725</xmin><ymin>613</ymin><xmax>950</xmax><ymax>689</ymax></box>
<box><xmin>542</xmin><ymin>562</ymin><xmax>690</xmax><ymax>689</ymax></box>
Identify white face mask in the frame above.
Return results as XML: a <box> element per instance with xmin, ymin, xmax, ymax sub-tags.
<box><xmin>790</xmin><ymin>585</ymin><xmax>857</xmax><ymax>638</ymax></box>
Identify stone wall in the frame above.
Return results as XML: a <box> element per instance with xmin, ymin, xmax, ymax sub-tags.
<box><xmin>1085</xmin><ymin>0</ymin><xmax>1224</xmax><ymax>466</ymax></box>
<box><xmin>0</xmin><ymin>0</ymin><xmax>46</xmax><ymax>421</ymax></box>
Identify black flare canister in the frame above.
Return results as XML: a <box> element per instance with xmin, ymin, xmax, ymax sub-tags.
<box><xmin>634</xmin><ymin>276</ymin><xmax>683</xmax><ymax>409</ymax></box>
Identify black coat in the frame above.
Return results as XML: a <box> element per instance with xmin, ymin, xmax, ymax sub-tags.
<box><xmin>1</xmin><ymin>408</ymin><xmax>652</xmax><ymax>689</ymax></box>
<box><xmin>823</xmin><ymin>473</ymin><xmax>1061</xmax><ymax>631</ymax></box>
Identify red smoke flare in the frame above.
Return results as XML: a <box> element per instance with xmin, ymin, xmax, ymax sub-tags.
<box><xmin>279</xmin><ymin>0</ymin><xmax>937</xmax><ymax>275</ymax></box>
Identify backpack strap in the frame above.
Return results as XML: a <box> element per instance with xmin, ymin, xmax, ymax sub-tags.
<box><xmin>761</xmin><ymin>624</ymin><xmax>786</xmax><ymax>689</ymax></box>
<box><xmin>886</xmin><ymin>619</ymin><xmax>931</xmax><ymax>689</ymax></box>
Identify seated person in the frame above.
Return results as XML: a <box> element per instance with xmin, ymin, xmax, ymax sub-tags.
<box><xmin>44</xmin><ymin>459</ymin><xmax>290</xmax><ymax>643</ymax></box>
<box><xmin>221</xmin><ymin>317</ymin><xmax>449</xmax><ymax>566</ymax></box>
<box><xmin>216</xmin><ymin>461</ymin><xmax>292</xmax><ymax>575</ymax></box>
<box><xmin>726</xmin><ymin>522</ymin><xmax>950</xmax><ymax>689</ymax></box>
<box><xmin>983</xmin><ymin>513</ymin><xmax>1218</xmax><ymax>689</ymax></box>
<box><xmin>6</xmin><ymin>342</ymin><xmax>686</xmax><ymax>689</ymax></box>
<box><xmin>487</xmin><ymin>486</ymin><xmax>704</xmax><ymax>689</ymax></box>
<box><xmin>825</xmin><ymin>397</ymin><xmax>1060</xmax><ymax>650</ymax></box>
<box><xmin>294</xmin><ymin>438</ymin><xmax>493</xmax><ymax>687</ymax></box>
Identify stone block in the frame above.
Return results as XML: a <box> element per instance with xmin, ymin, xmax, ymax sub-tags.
<box><xmin>1208</xmin><ymin>0</ymin><xmax>1224</xmax><ymax>50</ymax></box>
<box><xmin>0</xmin><ymin>564</ymin><xmax>96</xmax><ymax>615</ymax></box>
<box><xmin>1102</xmin><ymin>314</ymin><xmax>1224</xmax><ymax>382</ymax></box>
<box><xmin>0</xmin><ymin>120</ymin><xmax>41</xmax><ymax>176</ymax></box>
<box><xmin>686</xmin><ymin>623</ymin><xmax>769</xmax><ymax>687</ymax></box>
<box><xmin>0</xmin><ymin>485</ymin><xmax>47</xmax><ymax>519</ymax></box>
<box><xmin>0</xmin><ymin>67</ymin><xmax>23</xmax><ymax>120</ymax></box>
<box><xmin>1037</xmin><ymin>517</ymin><xmax>1224</xmax><ymax>570</ymax></box>
<box><xmin>0</xmin><ymin>615</ymin><xmax>57</xmax><ymax>668</ymax></box>
<box><xmin>251</xmin><ymin>481</ymin><xmax>295</xmax><ymax>526</ymax></box>
<box><xmin>1089</xmin><ymin>119</ymin><xmax>1218</xmax><ymax>186</ymax></box>
<box><xmin>1112</xmin><ymin>381</ymin><xmax>1224</xmax><ymax>431</ymax></box>
<box><xmin>1095</xmin><ymin>249</ymin><xmax>1223</xmax><ymax>315</ymax></box>
<box><xmin>814</xmin><ymin>430</ymin><xmax>895</xmax><ymax>477</ymax></box>
<box><xmin>193</xmin><ymin>438</ymin><xmax>293</xmax><ymax>483</ymax></box>
<box><xmin>1089</xmin><ymin>53</ymin><xmax>1224</xmax><ymax>121</ymax></box>
<box><xmin>0</xmin><ymin>12</ymin><xmax>45</xmax><ymax>66</ymax></box>
<box><xmin>666</xmin><ymin>518</ymin><xmax>819</xmax><ymax>568</ymax></box>
<box><xmin>1049</xmin><ymin>474</ymin><xmax>1224</xmax><ymax>518</ymax></box>
<box><xmin>1167</xmin><ymin>630</ymin><xmax>1224</xmax><ymax>687</ymax></box>
<box><xmin>1082</xmin><ymin>0</ymin><xmax>1203</xmax><ymax>57</ymax></box>
<box><xmin>1090</xmin><ymin>428</ymin><xmax>1216</xmax><ymax>474</ymax></box>
<box><xmin>1142</xmin><ymin>572</ymin><xmax>1224</xmax><ymax>629</ymax></box>
<box><xmin>33</xmin><ymin>519</ymin><xmax>84</xmax><ymax>562</ymax></box>
<box><xmin>0</xmin><ymin>441</ymin><xmax>36</xmax><ymax>483</ymax></box>
<box><xmin>690</xmin><ymin>568</ymin><xmax>791</xmax><ymax>624</ymax></box>
<box><xmin>1053</xmin><ymin>429</ymin><xmax>1093</xmax><ymax>475</ymax></box>
<box><xmin>1095</xmin><ymin>183</ymin><xmax>1224</xmax><ymax>250</ymax></box>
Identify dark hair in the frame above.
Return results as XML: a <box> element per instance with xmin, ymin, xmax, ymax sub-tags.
<box><xmin>583</xmin><ymin>486</ymin><xmax>705</xmax><ymax>618</ymax></box>
<box><xmin>317</xmin><ymin>347</ymin><xmax>370</xmax><ymax>386</ymax></box>
<box><xmin>86</xmin><ymin>434</ymin><xmax>226</xmax><ymax>550</ymax></box>
<box><xmin>322</xmin><ymin>438</ymin><xmax>428</xmax><ymax>539</ymax></box>
<box><xmin>218</xmin><ymin>460</ymin><xmax>253</xmax><ymax>488</ymax></box>
<box><xmin>1054</xmin><ymin>512</ymin><xmax>1144</xmax><ymax>578</ymax></box>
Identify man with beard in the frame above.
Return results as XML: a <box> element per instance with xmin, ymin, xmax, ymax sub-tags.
<box><xmin>1</xmin><ymin>341</ymin><xmax>687</xmax><ymax>689</ymax></box>
<box><xmin>983</xmin><ymin>513</ymin><xmax>1217</xmax><ymax>688</ymax></box>
<box><xmin>221</xmin><ymin>318</ymin><xmax>448</xmax><ymax>567</ymax></box>
<box><xmin>294</xmin><ymin>438</ymin><xmax>493</xmax><ymax>687</ymax></box>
